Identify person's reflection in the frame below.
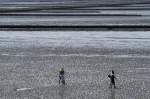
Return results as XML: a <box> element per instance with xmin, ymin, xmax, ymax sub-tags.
<box><xmin>109</xmin><ymin>88</ymin><xmax>115</xmax><ymax>99</ymax></box>
<box><xmin>111</xmin><ymin>88</ymin><xmax>115</xmax><ymax>99</ymax></box>
<box><xmin>59</xmin><ymin>85</ymin><xmax>65</xmax><ymax>99</ymax></box>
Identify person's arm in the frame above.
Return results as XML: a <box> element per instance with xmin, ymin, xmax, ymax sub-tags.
<box><xmin>108</xmin><ymin>74</ymin><xmax>111</xmax><ymax>78</ymax></box>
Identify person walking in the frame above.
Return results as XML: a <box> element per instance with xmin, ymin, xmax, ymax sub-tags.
<box><xmin>108</xmin><ymin>70</ymin><xmax>116</xmax><ymax>88</ymax></box>
<box><xmin>59</xmin><ymin>68</ymin><xmax>65</xmax><ymax>85</ymax></box>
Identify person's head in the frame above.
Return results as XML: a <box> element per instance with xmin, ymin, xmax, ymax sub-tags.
<box><xmin>112</xmin><ymin>70</ymin><xmax>114</xmax><ymax>74</ymax></box>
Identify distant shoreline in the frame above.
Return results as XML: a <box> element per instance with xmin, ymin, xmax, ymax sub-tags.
<box><xmin>0</xmin><ymin>25</ymin><xmax>150</xmax><ymax>31</ymax></box>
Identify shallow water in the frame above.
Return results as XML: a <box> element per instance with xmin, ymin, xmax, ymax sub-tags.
<box><xmin>0</xmin><ymin>31</ymin><xmax>150</xmax><ymax>49</ymax></box>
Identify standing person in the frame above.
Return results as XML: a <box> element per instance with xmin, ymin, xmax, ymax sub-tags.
<box><xmin>59</xmin><ymin>68</ymin><xmax>65</xmax><ymax>85</ymax></box>
<box><xmin>108</xmin><ymin>70</ymin><xmax>116</xmax><ymax>88</ymax></box>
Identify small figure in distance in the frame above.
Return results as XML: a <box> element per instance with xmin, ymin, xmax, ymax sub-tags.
<box><xmin>59</xmin><ymin>68</ymin><xmax>65</xmax><ymax>85</ymax></box>
<box><xmin>108</xmin><ymin>70</ymin><xmax>116</xmax><ymax>88</ymax></box>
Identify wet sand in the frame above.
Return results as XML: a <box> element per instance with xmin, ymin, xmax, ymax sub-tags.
<box><xmin>0</xmin><ymin>31</ymin><xmax>150</xmax><ymax>99</ymax></box>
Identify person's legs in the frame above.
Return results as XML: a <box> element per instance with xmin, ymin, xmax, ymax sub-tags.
<box><xmin>59</xmin><ymin>75</ymin><xmax>65</xmax><ymax>85</ymax></box>
<box><xmin>109</xmin><ymin>82</ymin><xmax>112</xmax><ymax>88</ymax></box>
<box><xmin>112</xmin><ymin>82</ymin><xmax>116</xmax><ymax>88</ymax></box>
<box><xmin>61</xmin><ymin>76</ymin><xmax>65</xmax><ymax>85</ymax></box>
<box><xmin>59</xmin><ymin>75</ymin><xmax>62</xmax><ymax>84</ymax></box>
<box><xmin>62</xmin><ymin>79</ymin><xmax>65</xmax><ymax>85</ymax></box>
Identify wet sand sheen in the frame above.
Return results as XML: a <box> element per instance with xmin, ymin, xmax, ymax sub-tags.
<box><xmin>0</xmin><ymin>31</ymin><xmax>150</xmax><ymax>99</ymax></box>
